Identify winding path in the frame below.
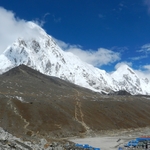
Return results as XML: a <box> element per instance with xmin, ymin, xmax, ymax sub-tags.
<box><xmin>7</xmin><ymin>99</ymin><xmax>34</xmax><ymax>135</ymax></box>
<box><xmin>74</xmin><ymin>89</ymin><xmax>90</xmax><ymax>133</ymax></box>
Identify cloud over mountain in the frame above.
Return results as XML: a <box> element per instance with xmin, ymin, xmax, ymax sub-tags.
<box><xmin>55</xmin><ymin>38</ymin><xmax>120</xmax><ymax>67</ymax></box>
<box><xmin>0</xmin><ymin>7</ymin><xmax>42</xmax><ymax>54</ymax></box>
<box><xmin>0</xmin><ymin>6</ymin><xmax>150</xmax><ymax>82</ymax></box>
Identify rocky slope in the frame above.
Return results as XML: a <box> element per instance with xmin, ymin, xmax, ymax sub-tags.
<box><xmin>0</xmin><ymin>127</ymin><xmax>76</xmax><ymax>150</ymax></box>
<box><xmin>0</xmin><ymin>22</ymin><xmax>150</xmax><ymax>95</ymax></box>
<box><xmin>1</xmin><ymin>65</ymin><xmax>150</xmax><ymax>141</ymax></box>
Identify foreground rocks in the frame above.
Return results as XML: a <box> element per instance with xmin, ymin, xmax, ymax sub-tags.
<box><xmin>0</xmin><ymin>127</ymin><xmax>97</xmax><ymax>150</ymax></box>
<box><xmin>0</xmin><ymin>127</ymin><xmax>62</xmax><ymax>149</ymax></box>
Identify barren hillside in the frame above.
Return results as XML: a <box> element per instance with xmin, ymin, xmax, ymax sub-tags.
<box><xmin>0</xmin><ymin>65</ymin><xmax>150</xmax><ymax>141</ymax></box>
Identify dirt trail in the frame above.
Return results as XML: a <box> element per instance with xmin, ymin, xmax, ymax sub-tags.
<box><xmin>7</xmin><ymin>99</ymin><xmax>34</xmax><ymax>135</ymax></box>
<box><xmin>74</xmin><ymin>89</ymin><xmax>90</xmax><ymax>134</ymax></box>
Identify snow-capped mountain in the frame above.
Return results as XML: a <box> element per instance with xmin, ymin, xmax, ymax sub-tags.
<box><xmin>111</xmin><ymin>64</ymin><xmax>150</xmax><ymax>95</ymax></box>
<box><xmin>0</xmin><ymin>22</ymin><xmax>150</xmax><ymax>95</ymax></box>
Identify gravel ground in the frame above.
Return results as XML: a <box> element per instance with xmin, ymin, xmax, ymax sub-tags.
<box><xmin>1</xmin><ymin>126</ymin><xmax>150</xmax><ymax>149</ymax></box>
<box><xmin>69</xmin><ymin>127</ymin><xmax>150</xmax><ymax>150</ymax></box>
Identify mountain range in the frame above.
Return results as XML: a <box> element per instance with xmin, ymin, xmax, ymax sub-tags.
<box><xmin>0</xmin><ymin>22</ymin><xmax>150</xmax><ymax>95</ymax></box>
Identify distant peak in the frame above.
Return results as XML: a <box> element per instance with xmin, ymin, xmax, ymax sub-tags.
<box><xmin>117</xmin><ymin>64</ymin><xmax>130</xmax><ymax>70</ymax></box>
<box><xmin>116</xmin><ymin>64</ymin><xmax>135</xmax><ymax>74</ymax></box>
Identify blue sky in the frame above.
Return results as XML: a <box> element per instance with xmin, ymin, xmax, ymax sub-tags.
<box><xmin>0</xmin><ymin>0</ymin><xmax>150</xmax><ymax>77</ymax></box>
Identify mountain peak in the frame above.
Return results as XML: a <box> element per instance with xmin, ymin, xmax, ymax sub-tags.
<box><xmin>116</xmin><ymin>64</ymin><xmax>135</xmax><ymax>74</ymax></box>
<box><xmin>0</xmin><ymin>23</ymin><xmax>150</xmax><ymax>95</ymax></box>
<box><xmin>27</xmin><ymin>21</ymin><xmax>47</xmax><ymax>36</ymax></box>
<box><xmin>27</xmin><ymin>21</ymin><xmax>40</xmax><ymax>28</ymax></box>
<box><xmin>112</xmin><ymin>64</ymin><xmax>137</xmax><ymax>80</ymax></box>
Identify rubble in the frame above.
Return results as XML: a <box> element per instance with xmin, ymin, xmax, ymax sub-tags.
<box><xmin>0</xmin><ymin>127</ymin><xmax>91</xmax><ymax>150</ymax></box>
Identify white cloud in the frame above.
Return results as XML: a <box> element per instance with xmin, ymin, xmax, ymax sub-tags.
<box><xmin>135</xmin><ymin>65</ymin><xmax>150</xmax><ymax>80</ymax></box>
<box><xmin>143</xmin><ymin>65</ymin><xmax>150</xmax><ymax>70</ymax></box>
<box><xmin>0</xmin><ymin>7</ymin><xmax>43</xmax><ymax>54</ymax></box>
<box><xmin>55</xmin><ymin>39</ymin><xmax>120</xmax><ymax>67</ymax></box>
<box><xmin>131</xmin><ymin>55</ymin><xmax>147</xmax><ymax>60</ymax></box>
<box><xmin>140</xmin><ymin>43</ymin><xmax>150</xmax><ymax>52</ymax></box>
<box><xmin>129</xmin><ymin>64</ymin><xmax>150</xmax><ymax>81</ymax></box>
<box><xmin>135</xmin><ymin>44</ymin><xmax>150</xmax><ymax>61</ymax></box>
<box><xmin>114</xmin><ymin>62</ymin><xmax>132</xmax><ymax>70</ymax></box>
<box><xmin>144</xmin><ymin>0</ymin><xmax>150</xmax><ymax>14</ymax></box>
<box><xmin>54</xmin><ymin>38</ymin><xmax>82</xmax><ymax>50</ymax></box>
<box><xmin>133</xmin><ymin>43</ymin><xmax>150</xmax><ymax>62</ymax></box>
<box><xmin>48</xmin><ymin>13</ymin><xmax>61</xmax><ymax>23</ymax></box>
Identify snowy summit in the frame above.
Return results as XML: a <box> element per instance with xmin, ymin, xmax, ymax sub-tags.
<box><xmin>0</xmin><ymin>22</ymin><xmax>150</xmax><ymax>95</ymax></box>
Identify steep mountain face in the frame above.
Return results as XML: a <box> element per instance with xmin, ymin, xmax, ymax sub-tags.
<box><xmin>0</xmin><ymin>22</ymin><xmax>150</xmax><ymax>95</ymax></box>
<box><xmin>0</xmin><ymin>22</ymin><xmax>116</xmax><ymax>93</ymax></box>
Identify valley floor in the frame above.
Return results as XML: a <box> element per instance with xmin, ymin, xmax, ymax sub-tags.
<box><xmin>69</xmin><ymin>127</ymin><xmax>150</xmax><ymax>150</ymax></box>
<box><xmin>0</xmin><ymin>126</ymin><xmax>150</xmax><ymax>149</ymax></box>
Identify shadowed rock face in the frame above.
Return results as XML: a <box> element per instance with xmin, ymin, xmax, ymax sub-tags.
<box><xmin>108</xmin><ymin>90</ymin><xmax>131</xmax><ymax>95</ymax></box>
<box><xmin>0</xmin><ymin>65</ymin><xmax>150</xmax><ymax>141</ymax></box>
